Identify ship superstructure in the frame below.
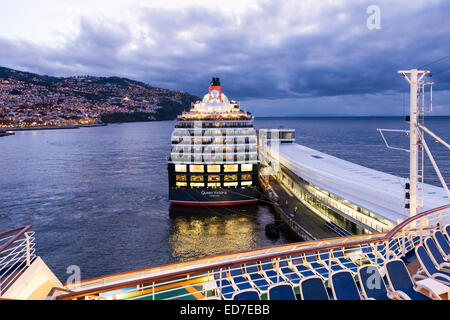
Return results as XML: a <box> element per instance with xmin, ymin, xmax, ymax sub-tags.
<box><xmin>168</xmin><ymin>77</ymin><xmax>259</xmax><ymax>205</ymax></box>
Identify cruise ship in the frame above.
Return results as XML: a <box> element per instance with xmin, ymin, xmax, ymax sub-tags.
<box><xmin>168</xmin><ymin>77</ymin><xmax>259</xmax><ymax>206</ymax></box>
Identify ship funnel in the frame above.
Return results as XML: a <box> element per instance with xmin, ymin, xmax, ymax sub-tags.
<box><xmin>209</xmin><ymin>77</ymin><xmax>222</xmax><ymax>102</ymax></box>
<box><xmin>210</xmin><ymin>77</ymin><xmax>220</xmax><ymax>86</ymax></box>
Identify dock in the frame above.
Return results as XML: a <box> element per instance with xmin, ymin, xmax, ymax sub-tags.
<box><xmin>258</xmin><ymin>129</ymin><xmax>449</xmax><ymax>239</ymax></box>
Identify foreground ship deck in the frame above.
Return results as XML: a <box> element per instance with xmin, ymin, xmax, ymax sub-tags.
<box><xmin>1</xmin><ymin>205</ymin><xmax>449</xmax><ymax>300</ymax></box>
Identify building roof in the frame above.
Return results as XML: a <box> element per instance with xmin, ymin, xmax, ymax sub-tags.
<box><xmin>273</xmin><ymin>143</ymin><xmax>449</xmax><ymax>224</ymax></box>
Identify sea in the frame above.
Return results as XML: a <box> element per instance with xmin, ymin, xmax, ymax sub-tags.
<box><xmin>0</xmin><ymin>116</ymin><xmax>449</xmax><ymax>281</ymax></box>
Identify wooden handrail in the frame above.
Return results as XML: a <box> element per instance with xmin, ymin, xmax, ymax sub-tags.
<box><xmin>0</xmin><ymin>225</ymin><xmax>32</xmax><ymax>254</ymax></box>
<box><xmin>56</xmin><ymin>204</ymin><xmax>450</xmax><ymax>300</ymax></box>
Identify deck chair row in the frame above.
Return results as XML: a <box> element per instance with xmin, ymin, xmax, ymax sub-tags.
<box><xmin>229</xmin><ymin>257</ymin><xmax>445</xmax><ymax>300</ymax></box>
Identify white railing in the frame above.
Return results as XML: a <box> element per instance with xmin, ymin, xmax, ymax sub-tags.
<box><xmin>0</xmin><ymin>226</ymin><xmax>36</xmax><ymax>296</ymax></box>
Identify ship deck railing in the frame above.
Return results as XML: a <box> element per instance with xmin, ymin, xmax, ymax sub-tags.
<box><xmin>0</xmin><ymin>225</ymin><xmax>36</xmax><ymax>297</ymax></box>
<box><xmin>48</xmin><ymin>204</ymin><xmax>450</xmax><ymax>300</ymax></box>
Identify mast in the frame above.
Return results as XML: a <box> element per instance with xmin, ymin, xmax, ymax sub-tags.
<box><xmin>398</xmin><ymin>69</ymin><xmax>429</xmax><ymax>217</ymax></box>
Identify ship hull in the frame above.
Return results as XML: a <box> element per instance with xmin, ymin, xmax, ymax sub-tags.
<box><xmin>169</xmin><ymin>187</ymin><xmax>259</xmax><ymax>206</ymax></box>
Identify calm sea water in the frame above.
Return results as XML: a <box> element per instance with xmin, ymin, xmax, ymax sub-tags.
<box><xmin>0</xmin><ymin>116</ymin><xmax>448</xmax><ymax>281</ymax></box>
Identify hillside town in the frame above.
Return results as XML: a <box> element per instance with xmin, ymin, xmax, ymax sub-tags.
<box><xmin>0</xmin><ymin>67</ymin><xmax>197</xmax><ymax>128</ymax></box>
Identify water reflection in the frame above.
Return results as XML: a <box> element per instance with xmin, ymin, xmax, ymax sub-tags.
<box><xmin>168</xmin><ymin>204</ymin><xmax>264</xmax><ymax>261</ymax></box>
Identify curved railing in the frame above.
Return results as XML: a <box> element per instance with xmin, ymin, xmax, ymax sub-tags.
<box><xmin>0</xmin><ymin>225</ymin><xmax>36</xmax><ymax>296</ymax></box>
<box><xmin>53</xmin><ymin>204</ymin><xmax>449</xmax><ymax>300</ymax></box>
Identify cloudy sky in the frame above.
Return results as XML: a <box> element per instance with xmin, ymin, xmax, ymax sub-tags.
<box><xmin>0</xmin><ymin>0</ymin><xmax>449</xmax><ymax>116</ymax></box>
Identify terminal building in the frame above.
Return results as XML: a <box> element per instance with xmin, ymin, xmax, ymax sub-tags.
<box><xmin>258</xmin><ymin>129</ymin><xmax>449</xmax><ymax>236</ymax></box>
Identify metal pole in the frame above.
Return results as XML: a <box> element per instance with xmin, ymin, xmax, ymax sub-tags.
<box><xmin>409</xmin><ymin>70</ymin><xmax>419</xmax><ymax>218</ymax></box>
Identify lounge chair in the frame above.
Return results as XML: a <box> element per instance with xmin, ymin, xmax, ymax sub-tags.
<box><xmin>278</xmin><ymin>259</ymin><xmax>302</xmax><ymax>285</ymax></box>
<box><xmin>388</xmin><ymin>239</ymin><xmax>402</xmax><ymax>258</ymax></box>
<box><xmin>415</xmin><ymin>245</ymin><xmax>450</xmax><ymax>286</ymax></box>
<box><xmin>332</xmin><ymin>248</ymin><xmax>359</xmax><ymax>273</ymax></box>
<box><xmin>410</xmin><ymin>234</ymin><xmax>421</xmax><ymax>245</ymax></box>
<box><xmin>361</xmin><ymin>244</ymin><xmax>385</xmax><ymax>266</ymax></box>
<box><xmin>357</xmin><ymin>265</ymin><xmax>392</xmax><ymax>300</ymax></box>
<box><xmin>260</xmin><ymin>259</ymin><xmax>282</xmax><ymax>284</ymax></box>
<box><xmin>291</xmin><ymin>255</ymin><xmax>316</xmax><ymax>278</ymax></box>
<box><xmin>433</xmin><ymin>230</ymin><xmax>450</xmax><ymax>261</ymax></box>
<box><xmin>267</xmin><ymin>283</ymin><xmax>296</xmax><ymax>300</ymax></box>
<box><xmin>384</xmin><ymin>259</ymin><xmax>433</xmax><ymax>300</ymax></box>
<box><xmin>376</xmin><ymin>242</ymin><xmax>397</xmax><ymax>260</ymax></box>
<box><xmin>213</xmin><ymin>269</ymin><xmax>236</xmax><ymax>299</ymax></box>
<box><xmin>231</xmin><ymin>289</ymin><xmax>260</xmax><ymax>300</ymax></box>
<box><xmin>330</xmin><ymin>270</ymin><xmax>362</xmax><ymax>300</ymax></box>
<box><xmin>229</xmin><ymin>265</ymin><xmax>253</xmax><ymax>291</ymax></box>
<box><xmin>424</xmin><ymin>237</ymin><xmax>450</xmax><ymax>272</ymax></box>
<box><xmin>244</xmin><ymin>262</ymin><xmax>271</xmax><ymax>292</ymax></box>
<box><xmin>318</xmin><ymin>250</ymin><xmax>346</xmax><ymax>273</ymax></box>
<box><xmin>304</xmin><ymin>251</ymin><xmax>330</xmax><ymax>279</ymax></box>
<box><xmin>444</xmin><ymin>224</ymin><xmax>450</xmax><ymax>240</ymax></box>
<box><xmin>299</xmin><ymin>276</ymin><xmax>330</xmax><ymax>300</ymax></box>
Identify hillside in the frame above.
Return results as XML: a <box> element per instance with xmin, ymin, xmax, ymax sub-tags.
<box><xmin>0</xmin><ymin>66</ymin><xmax>200</xmax><ymax>126</ymax></box>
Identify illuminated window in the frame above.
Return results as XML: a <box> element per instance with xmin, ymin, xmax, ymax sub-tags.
<box><xmin>241</xmin><ymin>181</ymin><xmax>252</xmax><ymax>186</ymax></box>
<box><xmin>224</xmin><ymin>175</ymin><xmax>237</xmax><ymax>181</ymax></box>
<box><xmin>190</xmin><ymin>182</ymin><xmax>205</xmax><ymax>187</ymax></box>
<box><xmin>175</xmin><ymin>164</ymin><xmax>187</xmax><ymax>172</ymax></box>
<box><xmin>207</xmin><ymin>182</ymin><xmax>221</xmax><ymax>188</ymax></box>
<box><xmin>190</xmin><ymin>175</ymin><xmax>204</xmax><ymax>182</ymax></box>
<box><xmin>241</xmin><ymin>164</ymin><xmax>253</xmax><ymax>172</ymax></box>
<box><xmin>176</xmin><ymin>175</ymin><xmax>187</xmax><ymax>181</ymax></box>
<box><xmin>207</xmin><ymin>165</ymin><xmax>221</xmax><ymax>173</ymax></box>
<box><xmin>208</xmin><ymin>175</ymin><xmax>220</xmax><ymax>182</ymax></box>
<box><xmin>190</xmin><ymin>164</ymin><xmax>204</xmax><ymax>173</ymax></box>
<box><xmin>176</xmin><ymin>182</ymin><xmax>187</xmax><ymax>187</ymax></box>
<box><xmin>224</xmin><ymin>164</ymin><xmax>238</xmax><ymax>172</ymax></box>
<box><xmin>241</xmin><ymin>174</ymin><xmax>252</xmax><ymax>181</ymax></box>
<box><xmin>224</xmin><ymin>182</ymin><xmax>238</xmax><ymax>187</ymax></box>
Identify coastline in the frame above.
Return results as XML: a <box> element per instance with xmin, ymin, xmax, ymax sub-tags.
<box><xmin>1</xmin><ymin>123</ymin><xmax>107</xmax><ymax>131</ymax></box>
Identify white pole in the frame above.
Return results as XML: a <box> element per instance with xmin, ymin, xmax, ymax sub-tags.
<box><xmin>398</xmin><ymin>69</ymin><xmax>429</xmax><ymax>217</ymax></box>
<box><xmin>409</xmin><ymin>70</ymin><xmax>419</xmax><ymax>218</ymax></box>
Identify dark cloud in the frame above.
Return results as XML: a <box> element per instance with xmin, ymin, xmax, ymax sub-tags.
<box><xmin>0</xmin><ymin>0</ymin><xmax>449</xmax><ymax>115</ymax></box>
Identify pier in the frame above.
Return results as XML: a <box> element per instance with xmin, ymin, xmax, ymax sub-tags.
<box><xmin>258</xmin><ymin>129</ymin><xmax>449</xmax><ymax>240</ymax></box>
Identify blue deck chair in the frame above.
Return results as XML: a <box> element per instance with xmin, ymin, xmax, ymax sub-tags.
<box><xmin>278</xmin><ymin>259</ymin><xmax>302</xmax><ymax>285</ymax></box>
<box><xmin>361</xmin><ymin>244</ymin><xmax>385</xmax><ymax>266</ymax></box>
<box><xmin>231</xmin><ymin>289</ymin><xmax>260</xmax><ymax>300</ymax></box>
<box><xmin>424</xmin><ymin>237</ymin><xmax>450</xmax><ymax>272</ymax></box>
<box><xmin>330</xmin><ymin>270</ymin><xmax>361</xmax><ymax>300</ymax></box>
<box><xmin>244</xmin><ymin>262</ymin><xmax>271</xmax><ymax>292</ymax></box>
<box><xmin>291</xmin><ymin>255</ymin><xmax>316</xmax><ymax>278</ymax></box>
<box><xmin>388</xmin><ymin>239</ymin><xmax>402</xmax><ymax>257</ymax></box>
<box><xmin>305</xmin><ymin>251</ymin><xmax>329</xmax><ymax>279</ymax></box>
<box><xmin>357</xmin><ymin>265</ymin><xmax>391</xmax><ymax>300</ymax></box>
<box><xmin>267</xmin><ymin>283</ymin><xmax>296</xmax><ymax>300</ymax></box>
<box><xmin>318</xmin><ymin>250</ymin><xmax>345</xmax><ymax>273</ymax></box>
<box><xmin>299</xmin><ymin>276</ymin><xmax>330</xmax><ymax>300</ymax></box>
<box><xmin>410</xmin><ymin>234</ymin><xmax>421</xmax><ymax>246</ymax></box>
<box><xmin>260</xmin><ymin>259</ymin><xmax>282</xmax><ymax>284</ymax></box>
<box><xmin>433</xmin><ymin>230</ymin><xmax>450</xmax><ymax>261</ymax></box>
<box><xmin>384</xmin><ymin>259</ymin><xmax>431</xmax><ymax>300</ymax></box>
<box><xmin>332</xmin><ymin>248</ymin><xmax>359</xmax><ymax>273</ymax></box>
<box><xmin>375</xmin><ymin>242</ymin><xmax>396</xmax><ymax>260</ymax></box>
<box><xmin>444</xmin><ymin>224</ymin><xmax>450</xmax><ymax>241</ymax></box>
<box><xmin>415</xmin><ymin>245</ymin><xmax>450</xmax><ymax>286</ymax></box>
<box><xmin>213</xmin><ymin>269</ymin><xmax>236</xmax><ymax>299</ymax></box>
<box><xmin>398</xmin><ymin>236</ymin><xmax>414</xmax><ymax>253</ymax></box>
<box><xmin>229</xmin><ymin>265</ymin><xmax>253</xmax><ymax>291</ymax></box>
